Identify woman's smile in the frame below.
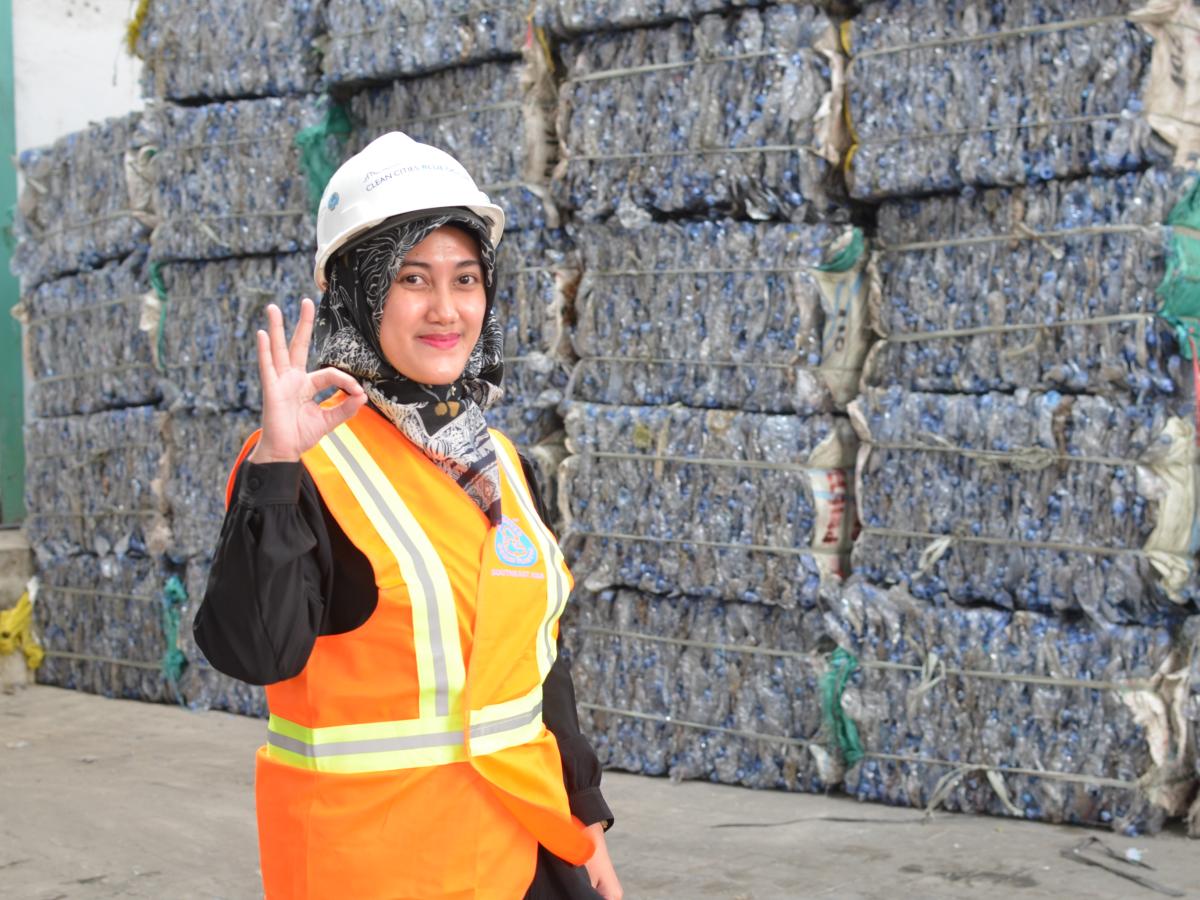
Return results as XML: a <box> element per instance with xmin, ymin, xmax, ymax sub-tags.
<box><xmin>418</xmin><ymin>332</ymin><xmax>462</xmax><ymax>350</ymax></box>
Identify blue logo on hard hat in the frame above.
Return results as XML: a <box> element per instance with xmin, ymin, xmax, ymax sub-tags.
<box><xmin>327</xmin><ymin>192</ymin><xmax>340</xmax><ymax>210</ymax></box>
<box><xmin>495</xmin><ymin>516</ymin><xmax>538</xmax><ymax>567</ymax></box>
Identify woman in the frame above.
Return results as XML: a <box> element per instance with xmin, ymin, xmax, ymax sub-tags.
<box><xmin>195</xmin><ymin>132</ymin><xmax>622</xmax><ymax>900</ymax></box>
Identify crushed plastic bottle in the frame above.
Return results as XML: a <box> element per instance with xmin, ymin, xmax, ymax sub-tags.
<box><xmin>864</xmin><ymin>170</ymin><xmax>1198</xmax><ymax>397</ymax></box>
<box><xmin>24</xmin><ymin>406</ymin><xmax>170</xmax><ymax>561</ymax></box>
<box><xmin>554</xmin><ymin>5</ymin><xmax>847</xmax><ymax>223</ymax></box>
<box><xmin>825</xmin><ymin>578</ymin><xmax>1190</xmax><ymax>835</ymax></box>
<box><xmin>565</xmin><ymin>586</ymin><xmax>829</xmax><ymax>790</ymax></box>
<box><xmin>22</xmin><ymin>253</ymin><xmax>158</xmax><ymax>418</ymax></box>
<box><xmin>851</xmin><ymin>386</ymin><xmax>1197</xmax><ymax>624</ymax></box>
<box><xmin>323</xmin><ymin>0</ymin><xmax>527</xmax><ymax>84</ymax></box>
<box><xmin>846</xmin><ymin>0</ymin><xmax>1174</xmax><ymax>199</ymax></box>
<box><xmin>148</xmin><ymin>97</ymin><xmax>329</xmax><ymax>261</ymax></box>
<box><xmin>134</xmin><ymin>0</ymin><xmax>322</xmax><ymax>101</ymax></box>
<box><xmin>569</xmin><ymin>218</ymin><xmax>864</xmax><ymax>412</ymax></box>
<box><xmin>34</xmin><ymin>554</ymin><xmax>178</xmax><ymax>703</ymax></box>
<box><xmin>13</xmin><ymin>113</ymin><xmax>153</xmax><ymax>290</ymax></box>
<box><xmin>561</xmin><ymin>402</ymin><xmax>856</xmax><ymax>605</ymax></box>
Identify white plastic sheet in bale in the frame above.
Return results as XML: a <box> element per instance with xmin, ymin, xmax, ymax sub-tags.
<box><xmin>825</xmin><ymin>579</ymin><xmax>1196</xmax><ymax>835</ymax></box>
<box><xmin>862</xmin><ymin>170</ymin><xmax>1198</xmax><ymax>398</ymax></box>
<box><xmin>554</xmin><ymin>5</ymin><xmax>847</xmax><ymax>224</ymax></box>
<box><xmin>158</xmin><ymin>252</ymin><xmax>311</xmax><ymax>411</ymax></box>
<box><xmin>24</xmin><ymin>407</ymin><xmax>170</xmax><ymax>561</ymax></box>
<box><xmin>179</xmin><ymin>556</ymin><xmax>268</xmax><ymax>717</ymax></box>
<box><xmin>323</xmin><ymin>0</ymin><xmax>528</xmax><ymax>84</ymax></box>
<box><xmin>347</xmin><ymin>51</ymin><xmax>560</xmax><ymax>233</ymax></box>
<box><xmin>149</xmin><ymin>97</ymin><xmax>329</xmax><ymax>261</ymax></box>
<box><xmin>569</xmin><ymin>220</ymin><xmax>870</xmax><ymax>412</ymax></box>
<box><xmin>33</xmin><ymin>554</ymin><xmax>177</xmax><ymax>703</ymax></box>
<box><xmin>850</xmin><ymin>387</ymin><xmax>1200</xmax><ymax>624</ymax></box>
<box><xmin>132</xmin><ymin>0</ymin><xmax>321</xmax><ymax>101</ymax></box>
<box><xmin>844</xmin><ymin>0</ymin><xmax>1194</xmax><ymax>200</ymax></box>
<box><xmin>12</xmin><ymin>113</ymin><xmax>154</xmax><ymax>290</ymax></box>
<box><xmin>566</xmin><ymin>587</ymin><xmax>831</xmax><ymax>790</ymax></box>
<box><xmin>167</xmin><ymin>411</ymin><xmax>260</xmax><ymax>561</ymax></box>
<box><xmin>19</xmin><ymin>254</ymin><xmax>160</xmax><ymax>418</ymax></box>
<box><xmin>561</xmin><ymin>403</ymin><xmax>857</xmax><ymax>605</ymax></box>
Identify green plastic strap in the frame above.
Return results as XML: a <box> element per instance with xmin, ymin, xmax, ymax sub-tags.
<box><xmin>148</xmin><ymin>259</ymin><xmax>167</xmax><ymax>300</ymax></box>
<box><xmin>1156</xmin><ymin>178</ymin><xmax>1200</xmax><ymax>359</ymax></box>
<box><xmin>815</xmin><ymin>227</ymin><xmax>865</xmax><ymax>274</ymax></box>
<box><xmin>295</xmin><ymin>100</ymin><xmax>354</xmax><ymax>217</ymax></box>
<box><xmin>160</xmin><ymin>574</ymin><xmax>187</xmax><ymax>686</ymax></box>
<box><xmin>821</xmin><ymin>647</ymin><xmax>865</xmax><ymax>767</ymax></box>
<box><xmin>148</xmin><ymin>260</ymin><xmax>168</xmax><ymax>373</ymax></box>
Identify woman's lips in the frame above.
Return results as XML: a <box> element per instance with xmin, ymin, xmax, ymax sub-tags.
<box><xmin>419</xmin><ymin>334</ymin><xmax>460</xmax><ymax>350</ymax></box>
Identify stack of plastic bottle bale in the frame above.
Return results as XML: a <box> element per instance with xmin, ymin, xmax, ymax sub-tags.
<box><xmin>123</xmin><ymin>0</ymin><xmax>589</xmax><ymax>712</ymax></box>
<box><xmin>128</xmin><ymin>0</ymin><xmax>334</xmax><ymax>715</ymax></box>
<box><xmin>324</xmin><ymin>0</ymin><xmax>576</xmax><ymax>505</ymax></box>
<box><xmin>540</xmin><ymin>0</ymin><xmax>874</xmax><ymax>792</ymax></box>
<box><xmin>12</xmin><ymin>115</ymin><xmax>179</xmax><ymax>701</ymax></box>
<box><xmin>834</xmin><ymin>0</ymin><xmax>1200</xmax><ymax>834</ymax></box>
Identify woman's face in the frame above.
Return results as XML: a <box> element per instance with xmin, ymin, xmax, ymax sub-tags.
<box><xmin>379</xmin><ymin>225</ymin><xmax>487</xmax><ymax>385</ymax></box>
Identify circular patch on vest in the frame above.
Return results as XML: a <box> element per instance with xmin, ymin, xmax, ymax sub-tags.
<box><xmin>496</xmin><ymin>517</ymin><xmax>538</xmax><ymax>568</ymax></box>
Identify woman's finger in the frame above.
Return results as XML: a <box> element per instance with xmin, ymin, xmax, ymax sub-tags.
<box><xmin>266</xmin><ymin>304</ymin><xmax>291</xmax><ymax>376</ymax></box>
<box><xmin>309</xmin><ymin>366</ymin><xmax>365</xmax><ymax>400</ymax></box>
<box><xmin>255</xmin><ymin>329</ymin><xmax>276</xmax><ymax>390</ymax></box>
<box><xmin>289</xmin><ymin>297</ymin><xmax>315</xmax><ymax>370</ymax></box>
<box><xmin>322</xmin><ymin>391</ymin><xmax>368</xmax><ymax>433</ymax></box>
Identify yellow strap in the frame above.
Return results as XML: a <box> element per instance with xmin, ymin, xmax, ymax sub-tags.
<box><xmin>318</xmin><ymin>426</ymin><xmax>467</xmax><ymax>719</ymax></box>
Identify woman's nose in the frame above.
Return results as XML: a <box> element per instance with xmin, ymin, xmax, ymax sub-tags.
<box><xmin>427</xmin><ymin>281</ymin><xmax>458</xmax><ymax>322</ymax></box>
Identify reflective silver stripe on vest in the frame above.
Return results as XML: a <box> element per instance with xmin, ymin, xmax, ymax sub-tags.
<box><xmin>268</xmin><ymin>728</ymin><xmax>465</xmax><ymax>759</ymax></box>
<box><xmin>470</xmin><ymin>700</ymin><xmax>544</xmax><ymax>739</ymax></box>
<box><xmin>324</xmin><ymin>428</ymin><xmax>454</xmax><ymax>717</ymax></box>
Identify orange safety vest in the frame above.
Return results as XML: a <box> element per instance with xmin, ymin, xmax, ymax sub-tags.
<box><xmin>226</xmin><ymin>405</ymin><xmax>594</xmax><ymax>899</ymax></box>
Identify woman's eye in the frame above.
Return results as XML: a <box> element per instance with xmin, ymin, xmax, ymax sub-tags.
<box><xmin>458</xmin><ymin>273</ymin><xmax>479</xmax><ymax>285</ymax></box>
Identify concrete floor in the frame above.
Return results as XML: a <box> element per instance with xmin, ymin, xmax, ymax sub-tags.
<box><xmin>1</xmin><ymin>686</ymin><xmax>1197</xmax><ymax>900</ymax></box>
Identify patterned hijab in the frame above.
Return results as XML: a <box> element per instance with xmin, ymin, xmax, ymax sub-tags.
<box><xmin>314</xmin><ymin>208</ymin><xmax>505</xmax><ymax>525</ymax></box>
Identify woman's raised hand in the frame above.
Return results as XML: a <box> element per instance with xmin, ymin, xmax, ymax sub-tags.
<box><xmin>249</xmin><ymin>298</ymin><xmax>367</xmax><ymax>464</ymax></box>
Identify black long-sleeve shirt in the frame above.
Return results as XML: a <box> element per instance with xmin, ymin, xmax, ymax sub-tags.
<box><xmin>194</xmin><ymin>451</ymin><xmax>612</xmax><ymax>832</ymax></box>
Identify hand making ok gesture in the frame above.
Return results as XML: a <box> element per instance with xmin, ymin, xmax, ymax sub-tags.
<box><xmin>248</xmin><ymin>298</ymin><xmax>367</xmax><ymax>464</ymax></box>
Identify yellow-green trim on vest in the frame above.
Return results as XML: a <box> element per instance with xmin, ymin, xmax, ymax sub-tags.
<box><xmin>265</xmin><ymin>685</ymin><xmax>544</xmax><ymax>774</ymax></box>
<box><xmin>316</xmin><ymin>424</ymin><xmax>467</xmax><ymax>719</ymax></box>
<box><xmin>491</xmin><ymin>433</ymin><xmax>572</xmax><ymax>681</ymax></box>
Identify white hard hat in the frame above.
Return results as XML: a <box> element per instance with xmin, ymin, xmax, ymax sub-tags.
<box><xmin>313</xmin><ymin>132</ymin><xmax>505</xmax><ymax>291</ymax></box>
